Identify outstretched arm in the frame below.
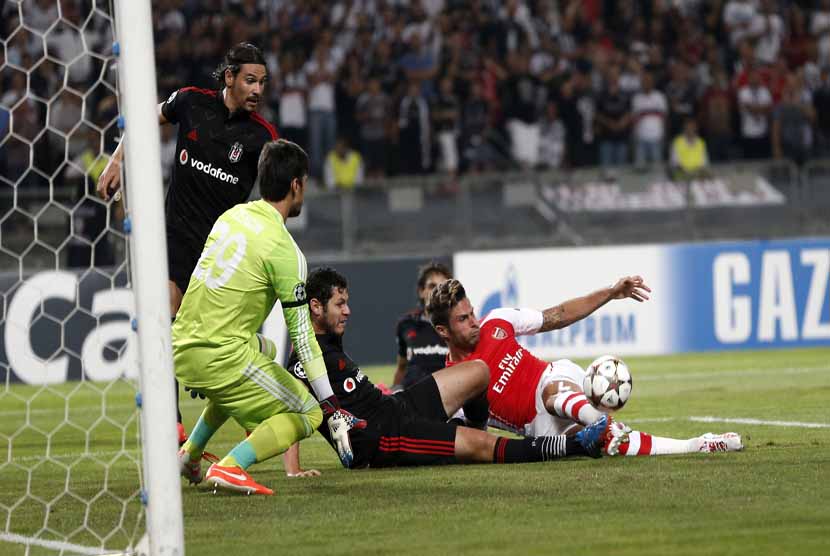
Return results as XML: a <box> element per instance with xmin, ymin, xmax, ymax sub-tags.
<box><xmin>282</xmin><ymin>442</ymin><xmax>321</xmax><ymax>478</ymax></box>
<box><xmin>539</xmin><ymin>276</ymin><xmax>651</xmax><ymax>332</ymax></box>
<box><xmin>97</xmin><ymin>102</ymin><xmax>169</xmax><ymax>200</ymax></box>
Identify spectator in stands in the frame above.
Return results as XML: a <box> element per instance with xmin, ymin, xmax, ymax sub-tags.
<box><xmin>65</xmin><ymin>130</ymin><xmax>113</xmax><ymax>269</ymax></box>
<box><xmin>432</xmin><ymin>76</ymin><xmax>460</xmax><ymax>181</ymax></box>
<box><xmin>556</xmin><ymin>62</ymin><xmax>595</xmax><ymax>168</ymax></box>
<box><xmin>595</xmin><ymin>67</ymin><xmax>631</xmax><ymax>168</ymax></box>
<box><xmin>665</xmin><ymin>60</ymin><xmax>699</xmax><ymax>139</ymax></box>
<box><xmin>700</xmin><ymin>68</ymin><xmax>737</xmax><ymax>162</ymax></box>
<box><xmin>398</xmin><ymin>32</ymin><xmax>438</xmax><ymax>95</ymax></box>
<box><xmin>772</xmin><ymin>81</ymin><xmax>815</xmax><ymax>166</ymax></box>
<box><xmin>356</xmin><ymin>76</ymin><xmax>391</xmax><ymax>177</ymax></box>
<box><xmin>278</xmin><ymin>51</ymin><xmax>309</xmax><ymax>150</ymax></box>
<box><xmin>503</xmin><ymin>51</ymin><xmax>546</xmax><ymax>169</ymax></box>
<box><xmin>460</xmin><ymin>81</ymin><xmax>500</xmax><ymax>173</ymax></box>
<box><xmin>813</xmin><ymin>66</ymin><xmax>830</xmax><ymax>156</ymax></box>
<box><xmin>738</xmin><ymin>69</ymin><xmax>773</xmax><ymax>159</ymax></box>
<box><xmin>305</xmin><ymin>44</ymin><xmax>339</xmax><ymax>179</ymax></box>
<box><xmin>671</xmin><ymin>117</ymin><xmax>710</xmax><ymax>180</ymax></box>
<box><xmin>811</xmin><ymin>0</ymin><xmax>830</xmax><ymax>68</ymax></box>
<box><xmin>398</xmin><ymin>80</ymin><xmax>432</xmax><ymax>175</ymax></box>
<box><xmin>335</xmin><ymin>52</ymin><xmax>365</xmax><ymax>150</ymax></box>
<box><xmin>750</xmin><ymin>0</ymin><xmax>786</xmax><ymax>66</ymax></box>
<box><xmin>324</xmin><ymin>136</ymin><xmax>365</xmax><ymax>191</ymax></box>
<box><xmin>538</xmin><ymin>101</ymin><xmax>566</xmax><ymax>170</ymax></box>
<box><xmin>723</xmin><ymin>0</ymin><xmax>759</xmax><ymax>53</ymax></box>
<box><xmin>632</xmin><ymin>71</ymin><xmax>668</xmax><ymax>168</ymax></box>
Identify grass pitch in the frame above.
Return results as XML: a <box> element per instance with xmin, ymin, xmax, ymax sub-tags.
<box><xmin>1</xmin><ymin>348</ymin><xmax>829</xmax><ymax>556</ymax></box>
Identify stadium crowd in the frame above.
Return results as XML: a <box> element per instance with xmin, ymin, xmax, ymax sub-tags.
<box><xmin>4</xmin><ymin>0</ymin><xmax>830</xmax><ymax>190</ymax></box>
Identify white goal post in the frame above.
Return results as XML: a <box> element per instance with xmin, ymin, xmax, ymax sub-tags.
<box><xmin>113</xmin><ymin>1</ymin><xmax>183</xmax><ymax>554</ymax></box>
<box><xmin>0</xmin><ymin>0</ymin><xmax>183</xmax><ymax>554</ymax></box>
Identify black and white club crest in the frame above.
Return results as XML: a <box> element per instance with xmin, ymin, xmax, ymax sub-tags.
<box><xmin>229</xmin><ymin>141</ymin><xmax>243</xmax><ymax>163</ymax></box>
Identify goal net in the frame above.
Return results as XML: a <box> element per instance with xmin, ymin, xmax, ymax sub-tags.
<box><xmin>1</xmin><ymin>1</ymin><xmax>181</xmax><ymax>554</ymax></box>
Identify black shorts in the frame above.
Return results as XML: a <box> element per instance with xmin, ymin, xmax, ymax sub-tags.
<box><xmin>357</xmin><ymin>375</ymin><xmax>458</xmax><ymax>468</ymax></box>
<box><xmin>166</xmin><ymin>231</ymin><xmax>201</xmax><ymax>296</ymax></box>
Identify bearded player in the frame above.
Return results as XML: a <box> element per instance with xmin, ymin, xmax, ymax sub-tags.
<box><xmin>97</xmin><ymin>43</ymin><xmax>278</xmax><ymax>443</ymax></box>
<box><xmin>429</xmin><ymin>278</ymin><xmax>743</xmax><ymax>457</ymax></box>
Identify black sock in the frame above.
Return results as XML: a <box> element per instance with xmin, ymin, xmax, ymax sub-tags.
<box><xmin>462</xmin><ymin>394</ymin><xmax>489</xmax><ymax>430</ymax></box>
<box><xmin>492</xmin><ymin>436</ymin><xmax>587</xmax><ymax>463</ymax></box>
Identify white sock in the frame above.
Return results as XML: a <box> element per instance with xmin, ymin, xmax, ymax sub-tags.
<box><xmin>551</xmin><ymin>391</ymin><xmax>604</xmax><ymax>426</ymax></box>
<box><xmin>619</xmin><ymin>431</ymin><xmax>702</xmax><ymax>456</ymax></box>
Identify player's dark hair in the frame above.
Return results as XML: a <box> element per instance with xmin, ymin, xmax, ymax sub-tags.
<box><xmin>212</xmin><ymin>42</ymin><xmax>267</xmax><ymax>83</ymax></box>
<box><xmin>257</xmin><ymin>139</ymin><xmax>309</xmax><ymax>202</ymax></box>
<box><xmin>307</xmin><ymin>267</ymin><xmax>348</xmax><ymax>309</ymax></box>
<box><xmin>416</xmin><ymin>261</ymin><xmax>452</xmax><ymax>291</ymax></box>
<box><xmin>427</xmin><ymin>279</ymin><xmax>467</xmax><ymax>328</ymax></box>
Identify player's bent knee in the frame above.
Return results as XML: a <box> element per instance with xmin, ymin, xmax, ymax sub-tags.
<box><xmin>306</xmin><ymin>403</ymin><xmax>323</xmax><ymax>433</ymax></box>
<box><xmin>470</xmin><ymin>359</ymin><xmax>490</xmax><ymax>390</ymax></box>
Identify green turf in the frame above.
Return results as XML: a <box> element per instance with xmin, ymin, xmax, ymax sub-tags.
<box><xmin>1</xmin><ymin>348</ymin><xmax>829</xmax><ymax>556</ymax></box>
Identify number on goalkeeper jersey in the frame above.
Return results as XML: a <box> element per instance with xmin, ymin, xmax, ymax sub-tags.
<box><xmin>192</xmin><ymin>220</ymin><xmax>247</xmax><ymax>289</ymax></box>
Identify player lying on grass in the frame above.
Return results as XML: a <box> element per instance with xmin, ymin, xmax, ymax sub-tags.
<box><xmin>173</xmin><ymin>140</ymin><xmax>364</xmax><ymax>496</ymax></box>
<box><xmin>428</xmin><ymin>278</ymin><xmax>743</xmax><ymax>456</ymax></box>
<box><xmin>279</xmin><ymin>267</ymin><xmax>619</xmax><ymax>471</ymax></box>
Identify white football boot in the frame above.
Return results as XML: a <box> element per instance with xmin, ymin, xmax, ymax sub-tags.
<box><xmin>603</xmin><ymin>420</ymin><xmax>632</xmax><ymax>456</ymax></box>
<box><xmin>697</xmin><ymin>432</ymin><xmax>743</xmax><ymax>453</ymax></box>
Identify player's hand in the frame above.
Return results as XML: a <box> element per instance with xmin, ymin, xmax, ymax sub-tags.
<box><xmin>320</xmin><ymin>396</ymin><xmax>367</xmax><ymax>469</ymax></box>
<box><xmin>286</xmin><ymin>468</ymin><xmax>321</xmax><ymax>478</ymax></box>
<box><xmin>96</xmin><ymin>157</ymin><xmax>122</xmax><ymax>201</ymax></box>
<box><xmin>610</xmin><ymin>276</ymin><xmax>651</xmax><ymax>302</ymax></box>
<box><xmin>184</xmin><ymin>386</ymin><xmax>206</xmax><ymax>400</ymax></box>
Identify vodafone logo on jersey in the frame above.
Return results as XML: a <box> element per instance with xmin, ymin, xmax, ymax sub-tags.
<box><xmin>179</xmin><ymin>149</ymin><xmax>239</xmax><ymax>184</ymax></box>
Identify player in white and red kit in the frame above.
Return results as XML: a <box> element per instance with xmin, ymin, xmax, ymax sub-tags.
<box><xmin>430</xmin><ymin>278</ymin><xmax>743</xmax><ymax>457</ymax></box>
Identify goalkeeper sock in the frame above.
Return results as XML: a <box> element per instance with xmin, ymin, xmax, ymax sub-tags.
<box><xmin>492</xmin><ymin>435</ymin><xmax>585</xmax><ymax>463</ymax></box>
<box><xmin>617</xmin><ymin>431</ymin><xmax>693</xmax><ymax>456</ymax></box>
<box><xmin>183</xmin><ymin>403</ymin><xmax>227</xmax><ymax>460</ymax></box>
<box><xmin>550</xmin><ymin>391</ymin><xmax>604</xmax><ymax>427</ymax></box>
<box><xmin>220</xmin><ymin>442</ymin><xmax>257</xmax><ymax>470</ymax></box>
<box><xmin>219</xmin><ymin>413</ymin><xmax>314</xmax><ymax>470</ymax></box>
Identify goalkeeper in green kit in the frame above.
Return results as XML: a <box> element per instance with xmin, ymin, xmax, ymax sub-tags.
<box><xmin>172</xmin><ymin>139</ymin><xmax>365</xmax><ymax>495</ymax></box>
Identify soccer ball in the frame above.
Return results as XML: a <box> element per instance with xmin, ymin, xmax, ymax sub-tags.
<box><xmin>582</xmin><ymin>355</ymin><xmax>633</xmax><ymax>411</ymax></box>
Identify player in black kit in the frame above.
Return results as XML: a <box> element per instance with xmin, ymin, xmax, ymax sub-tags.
<box><xmin>391</xmin><ymin>262</ymin><xmax>453</xmax><ymax>391</ymax></box>
<box><xmin>391</xmin><ymin>262</ymin><xmax>489</xmax><ymax>429</ymax></box>
<box><xmin>283</xmin><ymin>267</ymin><xmax>610</xmax><ymax>470</ymax></box>
<box><xmin>96</xmin><ymin>43</ymin><xmax>277</xmax><ymax>441</ymax></box>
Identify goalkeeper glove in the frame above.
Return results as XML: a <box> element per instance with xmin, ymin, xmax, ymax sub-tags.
<box><xmin>320</xmin><ymin>396</ymin><xmax>366</xmax><ymax>468</ymax></box>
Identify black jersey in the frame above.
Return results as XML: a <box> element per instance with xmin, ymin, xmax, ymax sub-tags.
<box><xmin>287</xmin><ymin>332</ymin><xmax>456</xmax><ymax>468</ymax></box>
<box><xmin>160</xmin><ymin>86</ymin><xmax>278</xmax><ymax>253</ymax></box>
<box><xmin>395</xmin><ymin>309</ymin><xmax>448</xmax><ymax>388</ymax></box>
<box><xmin>287</xmin><ymin>332</ymin><xmax>389</xmax><ymax>441</ymax></box>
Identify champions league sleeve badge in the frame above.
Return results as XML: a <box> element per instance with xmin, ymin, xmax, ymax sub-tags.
<box><xmin>229</xmin><ymin>141</ymin><xmax>243</xmax><ymax>163</ymax></box>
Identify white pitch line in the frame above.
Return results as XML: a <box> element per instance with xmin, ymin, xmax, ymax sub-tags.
<box><xmin>626</xmin><ymin>416</ymin><xmax>830</xmax><ymax>429</ymax></box>
<box><xmin>637</xmin><ymin>365</ymin><xmax>830</xmax><ymax>382</ymax></box>
<box><xmin>689</xmin><ymin>416</ymin><xmax>830</xmax><ymax>429</ymax></box>
<box><xmin>0</xmin><ymin>532</ymin><xmax>126</xmax><ymax>556</ymax></box>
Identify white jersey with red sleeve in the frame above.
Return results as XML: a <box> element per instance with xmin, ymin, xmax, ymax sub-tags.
<box><xmin>448</xmin><ymin>308</ymin><xmax>550</xmax><ymax>429</ymax></box>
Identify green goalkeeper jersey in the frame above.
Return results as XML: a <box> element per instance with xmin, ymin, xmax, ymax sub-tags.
<box><xmin>172</xmin><ymin>200</ymin><xmax>325</xmax><ymax>389</ymax></box>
